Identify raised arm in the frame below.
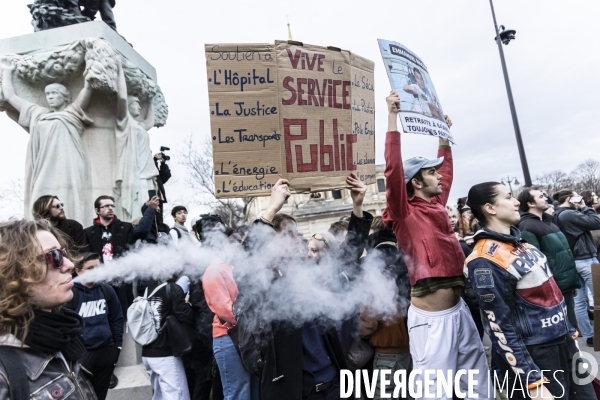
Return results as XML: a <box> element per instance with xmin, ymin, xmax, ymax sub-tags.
<box><xmin>568</xmin><ymin>205</ymin><xmax>600</xmax><ymax>231</ymax></box>
<box><xmin>115</xmin><ymin>60</ymin><xmax>128</xmax><ymax>122</ymax></box>
<box><xmin>1</xmin><ymin>58</ymin><xmax>26</xmax><ymax>113</ymax></box>
<box><xmin>336</xmin><ymin>173</ymin><xmax>373</xmax><ymax>269</ymax></box>
<box><xmin>347</xmin><ymin>172</ymin><xmax>365</xmax><ymax>218</ymax></box>
<box><xmin>402</xmin><ymin>83</ymin><xmax>418</xmax><ymax>97</ymax></box>
<box><xmin>383</xmin><ymin>91</ymin><xmax>410</xmax><ymax>224</ymax></box>
<box><xmin>73</xmin><ymin>79</ymin><xmax>94</xmax><ymax>111</ymax></box>
<box><xmin>261</xmin><ymin>179</ymin><xmax>291</xmax><ymax>223</ymax></box>
<box><xmin>435</xmin><ymin>115</ymin><xmax>453</xmax><ymax>206</ymax></box>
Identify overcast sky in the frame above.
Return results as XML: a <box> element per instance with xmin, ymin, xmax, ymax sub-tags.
<box><xmin>0</xmin><ymin>0</ymin><xmax>599</xmax><ymax>221</ymax></box>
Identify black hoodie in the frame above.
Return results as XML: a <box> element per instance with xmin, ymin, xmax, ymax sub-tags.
<box><xmin>553</xmin><ymin>206</ymin><xmax>600</xmax><ymax>260</ymax></box>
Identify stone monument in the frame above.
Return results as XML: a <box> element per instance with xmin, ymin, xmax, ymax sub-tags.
<box><xmin>0</xmin><ymin>20</ymin><xmax>167</xmax><ymax>224</ymax></box>
<box><xmin>27</xmin><ymin>0</ymin><xmax>119</xmax><ymax>33</ymax></box>
<box><xmin>0</xmin><ymin>9</ymin><xmax>167</xmax><ymax>397</ymax></box>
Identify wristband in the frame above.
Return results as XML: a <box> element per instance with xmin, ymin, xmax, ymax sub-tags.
<box><xmin>260</xmin><ymin>216</ymin><xmax>274</xmax><ymax>226</ymax></box>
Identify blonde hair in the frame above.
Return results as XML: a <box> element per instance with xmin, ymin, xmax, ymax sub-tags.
<box><xmin>309</xmin><ymin>231</ymin><xmax>339</xmax><ymax>251</ymax></box>
<box><xmin>0</xmin><ymin>219</ymin><xmax>70</xmax><ymax>341</ymax></box>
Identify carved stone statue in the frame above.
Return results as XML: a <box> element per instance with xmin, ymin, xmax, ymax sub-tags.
<box><xmin>28</xmin><ymin>0</ymin><xmax>90</xmax><ymax>32</ymax></box>
<box><xmin>0</xmin><ymin>37</ymin><xmax>168</xmax><ymax>224</ymax></box>
<box><xmin>28</xmin><ymin>0</ymin><xmax>118</xmax><ymax>33</ymax></box>
<box><xmin>80</xmin><ymin>0</ymin><xmax>117</xmax><ymax>31</ymax></box>
<box><xmin>1</xmin><ymin>56</ymin><xmax>93</xmax><ymax>223</ymax></box>
<box><xmin>114</xmin><ymin>61</ymin><xmax>158</xmax><ymax>221</ymax></box>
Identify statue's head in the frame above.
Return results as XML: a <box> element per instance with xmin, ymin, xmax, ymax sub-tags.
<box><xmin>127</xmin><ymin>95</ymin><xmax>141</xmax><ymax>118</ymax></box>
<box><xmin>45</xmin><ymin>83</ymin><xmax>70</xmax><ymax>110</ymax></box>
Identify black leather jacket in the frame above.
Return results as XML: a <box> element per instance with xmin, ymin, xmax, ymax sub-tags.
<box><xmin>0</xmin><ymin>338</ymin><xmax>96</xmax><ymax>400</ymax></box>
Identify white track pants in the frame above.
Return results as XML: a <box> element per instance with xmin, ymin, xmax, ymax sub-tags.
<box><xmin>407</xmin><ymin>299</ymin><xmax>491</xmax><ymax>400</ymax></box>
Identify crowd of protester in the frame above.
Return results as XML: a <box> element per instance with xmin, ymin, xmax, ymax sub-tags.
<box><xmin>1</xmin><ymin>91</ymin><xmax>600</xmax><ymax>400</ymax></box>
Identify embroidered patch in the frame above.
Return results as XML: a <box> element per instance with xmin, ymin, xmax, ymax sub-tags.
<box><xmin>510</xmin><ymin>243</ymin><xmax>527</xmax><ymax>256</ymax></box>
<box><xmin>474</xmin><ymin>269</ymin><xmax>494</xmax><ymax>288</ymax></box>
<box><xmin>480</xmin><ymin>294</ymin><xmax>495</xmax><ymax>302</ymax></box>
<box><xmin>486</xmin><ymin>243</ymin><xmax>499</xmax><ymax>256</ymax></box>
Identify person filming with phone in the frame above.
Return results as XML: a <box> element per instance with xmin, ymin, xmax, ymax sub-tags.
<box><xmin>140</xmin><ymin>190</ymin><xmax>172</xmax><ymax>245</ymax></box>
<box><xmin>553</xmin><ymin>189</ymin><xmax>600</xmax><ymax>346</ymax></box>
<box><xmin>153</xmin><ymin>146</ymin><xmax>172</xmax><ymax>215</ymax></box>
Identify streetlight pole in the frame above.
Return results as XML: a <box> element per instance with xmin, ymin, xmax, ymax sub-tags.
<box><xmin>489</xmin><ymin>0</ymin><xmax>532</xmax><ymax>187</ymax></box>
<box><xmin>501</xmin><ymin>176</ymin><xmax>520</xmax><ymax>194</ymax></box>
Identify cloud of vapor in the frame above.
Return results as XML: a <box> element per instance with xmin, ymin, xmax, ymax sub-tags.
<box><xmin>75</xmin><ymin>225</ymin><xmax>404</xmax><ymax>331</ymax></box>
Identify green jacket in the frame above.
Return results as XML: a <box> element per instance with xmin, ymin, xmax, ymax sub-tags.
<box><xmin>517</xmin><ymin>212</ymin><xmax>580</xmax><ymax>292</ymax></box>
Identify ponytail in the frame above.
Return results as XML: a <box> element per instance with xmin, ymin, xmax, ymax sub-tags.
<box><xmin>466</xmin><ymin>182</ymin><xmax>501</xmax><ymax>225</ymax></box>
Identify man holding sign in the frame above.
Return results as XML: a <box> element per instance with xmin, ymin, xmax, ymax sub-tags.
<box><xmin>382</xmin><ymin>91</ymin><xmax>490</xmax><ymax>399</ymax></box>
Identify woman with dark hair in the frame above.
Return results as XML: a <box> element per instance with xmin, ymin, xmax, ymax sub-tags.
<box><xmin>580</xmin><ymin>190</ymin><xmax>599</xmax><ymax>208</ymax></box>
<box><xmin>0</xmin><ymin>219</ymin><xmax>95</xmax><ymax>399</ymax></box>
<box><xmin>465</xmin><ymin>182</ymin><xmax>594</xmax><ymax>399</ymax></box>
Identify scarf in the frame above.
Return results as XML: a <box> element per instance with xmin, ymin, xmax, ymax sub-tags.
<box><xmin>24</xmin><ymin>307</ymin><xmax>86</xmax><ymax>361</ymax></box>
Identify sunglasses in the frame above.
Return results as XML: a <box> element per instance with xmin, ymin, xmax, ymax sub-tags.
<box><xmin>52</xmin><ymin>203</ymin><xmax>64</xmax><ymax>209</ymax></box>
<box><xmin>39</xmin><ymin>248</ymin><xmax>67</xmax><ymax>269</ymax></box>
<box><xmin>311</xmin><ymin>233</ymin><xmax>329</xmax><ymax>248</ymax></box>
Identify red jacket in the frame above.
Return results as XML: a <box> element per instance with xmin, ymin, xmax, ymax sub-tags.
<box><xmin>382</xmin><ymin>131</ymin><xmax>465</xmax><ymax>286</ymax></box>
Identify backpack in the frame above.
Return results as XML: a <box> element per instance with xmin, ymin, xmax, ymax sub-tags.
<box><xmin>127</xmin><ymin>282</ymin><xmax>167</xmax><ymax>345</ymax></box>
<box><xmin>170</xmin><ymin>227</ymin><xmax>182</xmax><ymax>239</ymax></box>
<box><xmin>221</xmin><ymin>293</ymin><xmax>264</xmax><ymax>376</ymax></box>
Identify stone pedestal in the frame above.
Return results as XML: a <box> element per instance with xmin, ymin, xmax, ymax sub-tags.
<box><xmin>106</xmin><ymin>330</ymin><xmax>152</xmax><ymax>400</ymax></box>
<box><xmin>0</xmin><ymin>21</ymin><xmax>167</xmax><ymax>224</ymax></box>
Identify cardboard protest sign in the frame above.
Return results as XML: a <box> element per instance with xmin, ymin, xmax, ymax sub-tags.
<box><xmin>205</xmin><ymin>44</ymin><xmax>281</xmax><ymax>198</ymax></box>
<box><xmin>206</xmin><ymin>42</ymin><xmax>375</xmax><ymax>198</ymax></box>
<box><xmin>378</xmin><ymin>39</ymin><xmax>454</xmax><ymax>144</ymax></box>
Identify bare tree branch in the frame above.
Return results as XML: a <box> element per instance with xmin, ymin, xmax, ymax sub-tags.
<box><xmin>0</xmin><ymin>178</ymin><xmax>25</xmax><ymax>219</ymax></box>
<box><xmin>534</xmin><ymin>160</ymin><xmax>600</xmax><ymax>198</ymax></box>
<box><xmin>0</xmin><ymin>178</ymin><xmax>24</xmax><ymax>204</ymax></box>
<box><xmin>177</xmin><ymin>134</ymin><xmax>254</xmax><ymax>228</ymax></box>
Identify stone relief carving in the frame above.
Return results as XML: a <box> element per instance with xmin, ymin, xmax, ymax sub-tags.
<box><xmin>0</xmin><ymin>38</ymin><xmax>168</xmax><ymax>127</ymax></box>
<box><xmin>13</xmin><ymin>41</ymin><xmax>86</xmax><ymax>84</ymax></box>
<box><xmin>83</xmin><ymin>38</ymin><xmax>119</xmax><ymax>92</ymax></box>
<box><xmin>0</xmin><ymin>37</ymin><xmax>167</xmax><ymax>223</ymax></box>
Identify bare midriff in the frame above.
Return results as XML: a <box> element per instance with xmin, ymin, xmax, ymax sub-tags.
<box><xmin>410</xmin><ymin>286</ymin><xmax>462</xmax><ymax>312</ymax></box>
